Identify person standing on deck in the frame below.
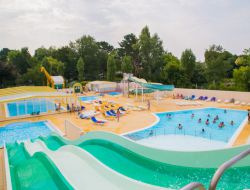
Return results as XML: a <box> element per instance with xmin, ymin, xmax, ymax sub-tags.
<box><xmin>117</xmin><ymin>109</ymin><xmax>120</xmax><ymax>122</ymax></box>
<box><xmin>147</xmin><ymin>99</ymin><xmax>151</xmax><ymax>111</ymax></box>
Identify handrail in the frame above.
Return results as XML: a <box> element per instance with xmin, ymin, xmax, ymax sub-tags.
<box><xmin>180</xmin><ymin>182</ymin><xmax>206</xmax><ymax>190</ymax></box>
<box><xmin>209</xmin><ymin>148</ymin><xmax>250</xmax><ymax>190</ymax></box>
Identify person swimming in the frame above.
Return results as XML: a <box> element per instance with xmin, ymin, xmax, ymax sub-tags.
<box><xmin>191</xmin><ymin>113</ymin><xmax>195</xmax><ymax>118</ymax></box>
<box><xmin>206</xmin><ymin>119</ymin><xmax>209</xmax><ymax>125</ymax></box>
<box><xmin>231</xmin><ymin>120</ymin><xmax>234</xmax><ymax>126</ymax></box>
<box><xmin>202</xmin><ymin>128</ymin><xmax>205</xmax><ymax>133</ymax></box>
<box><xmin>213</xmin><ymin>119</ymin><xmax>216</xmax><ymax>124</ymax></box>
<box><xmin>198</xmin><ymin>118</ymin><xmax>202</xmax><ymax>123</ymax></box>
<box><xmin>178</xmin><ymin>123</ymin><xmax>183</xmax><ymax>130</ymax></box>
<box><xmin>207</xmin><ymin>114</ymin><xmax>211</xmax><ymax>118</ymax></box>
<box><xmin>215</xmin><ymin>115</ymin><xmax>219</xmax><ymax>120</ymax></box>
<box><xmin>219</xmin><ymin>122</ymin><xmax>225</xmax><ymax>128</ymax></box>
<box><xmin>224</xmin><ymin>109</ymin><xmax>227</xmax><ymax>113</ymax></box>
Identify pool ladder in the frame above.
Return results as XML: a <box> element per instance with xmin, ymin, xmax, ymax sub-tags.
<box><xmin>180</xmin><ymin>148</ymin><xmax>250</xmax><ymax>190</ymax></box>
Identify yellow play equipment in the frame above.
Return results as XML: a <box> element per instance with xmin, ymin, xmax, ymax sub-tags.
<box><xmin>73</xmin><ymin>83</ymin><xmax>83</xmax><ymax>93</ymax></box>
<box><xmin>40</xmin><ymin>66</ymin><xmax>65</xmax><ymax>89</ymax></box>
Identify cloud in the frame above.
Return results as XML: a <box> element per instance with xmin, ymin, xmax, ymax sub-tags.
<box><xmin>0</xmin><ymin>0</ymin><xmax>250</xmax><ymax>60</ymax></box>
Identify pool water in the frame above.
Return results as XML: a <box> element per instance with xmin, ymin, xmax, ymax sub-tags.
<box><xmin>0</xmin><ymin>121</ymin><xmax>53</xmax><ymax>147</ymax></box>
<box><xmin>79</xmin><ymin>96</ymin><xmax>99</xmax><ymax>102</ymax></box>
<box><xmin>106</xmin><ymin>92</ymin><xmax>121</xmax><ymax>96</ymax></box>
<box><xmin>7</xmin><ymin>98</ymin><xmax>56</xmax><ymax>117</ymax></box>
<box><xmin>125</xmin><ymin>108</ymin><xmax>247</xmax><ymax>142</ymax></box>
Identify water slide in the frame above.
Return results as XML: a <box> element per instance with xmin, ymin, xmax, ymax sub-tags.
<box><xmin>6</xmin><ymin>143</ymin><xmax>73</xmax><ymax>190</ymax></box>
<box><xmin>38</xmin><ymin>132</ymin><xmax>250</xmax><ymax>190</ymax></box>
<box><xmin>129</xmin><ymin>76</ymin><xmax>174</xmax><ymax>91</ymax></box>
<box><xmin>23</xmin><ymin>140</ymin><xmax>166</xmax><ymax>190</ymax></box>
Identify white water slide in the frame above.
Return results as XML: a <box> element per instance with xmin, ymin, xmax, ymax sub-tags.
<box><xmin>24</xmin><ymin>140</ymin><xmax>168</xmax><ymax>190</ymax></box>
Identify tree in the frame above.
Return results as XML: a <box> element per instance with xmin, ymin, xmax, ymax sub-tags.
<box><xmin>53</xmin><ymin>46</ymin><xmax>78</xmax><ymax>81</ymax></box>
<box><xmin>0</xmin><ymin>48</ymin><xmax>10</xmax><ymax>62</ymax></box>
<box><xmin>77</xmin><ymin>57</ymin><xmax>85</xmax><ymax>81</ymax></box>
<box><xmin>7</xmin><ymin>47</ymin><xmax>32</xmax><ymax>74</ymax></box>
<box><xmin>121</xmin><ymin>55</ymin><xmax>133</xmax><ymax>73</ymax></box>
<box><xmin>41</xmin><ymin>56</ymin><xmax>64</xmax><ymax>75</ymax></box>
<box><xmin>118</xmin><ymin>33</ymin><xmax>138</xmax><ymax>57</ymax></box>
<box><xmin>181</xmin><ymin>49</ymin><xmax>196</xmax><ymax>83</ymax></box>
<box><xmin>137</xmin><ymin>26</ymin><xmax>164</xmax><ymax>80</ymax></box>
<box><xmin>235</xmin><ymin>49</ymin><xmax>250</xmax><ymax>67</ymax></box>
<box><xmin>97</xmin><ymin>41</ymin><xmax>114</xmax><ymax>53</ymax></box>
<box><xmin>191</xmin><ymin>62</ymin><xmax>207</xmax><ymax>88</ymax></box>
<box><xmin>16</xmin><ymin>65</ymin><xmax>44</xmax><ymax>86</ymax></box>
<box><xmin>161</xmin><ymin>52</ymin><xmax>186</xmax><ymax>86</ymax></box>
<box><xmin>70</xmin><ymin>35</ymin><xmax>102</xmax><ymax>80</ymax></box>
<box><xmin>107</xmin><ymin>53</ymin><xmax>116</xmax><ymax>81</ymax></box>
<box><xmin>233</xmin><ymin>66</ymin><xmax>250</xmax><ymax>91</ymax></box>
<box><xmin>0</xmin><ymin>61</ymin><xmax>15</xmax><ymax>87</ymax></box>
<box><xmin>205</xmin><ymin>45</ymin><xmax>233</xmax><ymax>83</ymax></box>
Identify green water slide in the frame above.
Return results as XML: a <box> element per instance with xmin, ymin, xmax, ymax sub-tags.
<box><xmin>129</xmin><ymin>77</ymin><xmax>174</xmax><ymax>91</ymax></box>
<box><xmin>6</xmin><ymin>143</ymin><xmax>73</xmax><ymax>190</ymax></box>
<box><xmin>38</xmin><ymin>132</ymin><xmax>250</xmax><ymax>190</ymax></box>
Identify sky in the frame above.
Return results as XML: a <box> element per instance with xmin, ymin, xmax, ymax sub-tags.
<box><xmin>0</xmin><ymin>0</ymin><xmax>250</xmax><ymax>61</ymax></box>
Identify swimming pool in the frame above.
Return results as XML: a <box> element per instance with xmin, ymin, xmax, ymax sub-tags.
<box><xmin>125</xmin><ymin>108</ymin><xmax>248</xmax><ymax>143</ymax></box>
<box><xmin>105</xmin><ymin>92</ymin><xmax>121</xmax><ymax>96</ymax></box>
<box><xmin>79</xmin><ymin>95</ymin><xmax>100</xmax><ymax>102</ymax></box>
<box><xmin>0</xmin><ymin>121</ymin><xmax>53</xmax><ymax>147</ymax></box>
<box><xmin>6</xmin><ymin>98</ymin><xmax>56</xmax><ymax>117</ymax></box>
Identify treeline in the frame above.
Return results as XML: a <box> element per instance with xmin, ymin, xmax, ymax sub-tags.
<box><xmin>0</xmin><ymin>26</ymin><xmax>250</xmax><ymax>91</ymax></box>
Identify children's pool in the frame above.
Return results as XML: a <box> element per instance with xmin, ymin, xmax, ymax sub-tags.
<box><xmin>6</xmin><ymin>98</ymin><xmax>56</xmax><ymax>117</ymax></box>
<box><xmin>79</xmin><ymin>95</ymin><xmax>99</xmax><ymax>102</ymax></box>
<box><xmin>105</xmin><ymin>92</ymin><xmax>121</xmax><ymax>96</ymax></box>
<box><xmin>0</xmin><ymin>121</ymin><xmax>53</xmax><ymax>147</ymax></box>
<box><xmin>125</xmin><ymin>108</ymin><xmax>247</xmax><ymax>143</ymax></box>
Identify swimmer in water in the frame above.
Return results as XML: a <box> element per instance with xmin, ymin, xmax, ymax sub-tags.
<box><xmin>206</xmin><ymin>119</ymin><xmax>209</xmax><ymax>125</ymax></box>
<box><xmin>178</xmin><ymin>123</ymin><xmax>183</xmax><ymax>130</ymax></box>
<box><xmin>198</xmin><ymin>118</ymin><xmax>202</xmax><ymax>123</ymax></box>
<box><xmin>231</xmin><ymin>120</ymin><xmax>234</xmax><ymax>126</ymax></box>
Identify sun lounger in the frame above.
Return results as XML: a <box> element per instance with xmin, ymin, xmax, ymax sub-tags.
<box><xmin>106</xmin><ymin>111</ymin><xmax>116</xmax><ymax>117</ymax></box>
<box><xmin>217</xmin><ymin>99</ymin><xmax>222</xmax><ymax>103</ymax></box>
<box><xmin>79</xmin><ymin>110</ymin><xmax>99</xmax><ymax>119</ymax></box>
<box><xmin>241</xmin><ymin>102</ymin><xmax>246</xmax><ymax>106</ymax></box>
<box><xmin>91</xmin><ymin>117</ymin><xmax>106</xmax><ymax>125</ymax></box>
<box><xmin>210</xmin><ymin>97</ymin><xmax>216</xmax><ymax>102</ymax></box>
<box><xmin>234</xmin><ymin>101</ymin><xmax>240</xmax><ymax>105</ymax></box>
<box><xmin>202</xmin><ymin>96</ymin><xmax>208</xmax><ymax>101</ymax></box>
<box><xmin>224</xmin><ymin>99</ymin><xmax>230</xmax><ymax>104</ymax></box>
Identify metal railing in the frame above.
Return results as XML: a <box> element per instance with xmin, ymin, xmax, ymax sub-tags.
<box><xmin>209</xmin><ymin>148</ymin><xmax>250</xmax><ymax>190</ymax></box>
<box><xmin>180</xmin><ymin>182</ymin><xmax>206</xmax><ymax>190</ymax></box>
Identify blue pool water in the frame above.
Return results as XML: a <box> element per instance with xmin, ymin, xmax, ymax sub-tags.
<box><xmin>79</xmin><ymin>96</ymin><xmax>99</xmax><ymax>102</ymax></box>
<box><xmin>105</xmin><ymin>92</ymin><xmax>121</xmax><ymax>96</ymax></box>
<box><xmin>125</xmin><ymin>108</ymin><xmax>247</xmax><ymax>142</ymax></box>
<box><xmin>7</xmin><ymin>98</ymin><xmax>56</xmax><ymax>117</ymax></box>
<box><xmin>0</xmin><ymin>121</ymin><xmax>52</xmax><ymax>147</ymax></box>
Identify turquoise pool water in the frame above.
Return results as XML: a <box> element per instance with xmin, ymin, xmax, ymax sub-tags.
<box><xmin>125</xmin><ymin>108</ymin><xmax>247</xmax><ymax>142</ymax></box>
<box><xmin>0</xmin><ymin>121</ymin><xmax>52</xmax><ymax>147</ymax></box>
<box><xmin>105</xmin><ymin>92</ymin><xmax>121</xmax><ymax>96</ymax></box>
<box><xmin>7</xmin><ymin>98</ymin><xmax>56</xmax><ymax>117</ymax></box>
<box><xmin>79</xmin><ymin>95</ymin><xmax>99</xmax><ymax>102</ymax></box>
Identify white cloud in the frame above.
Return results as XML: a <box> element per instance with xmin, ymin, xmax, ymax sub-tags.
<box><xmin>0</xmin><ymin>0</ymin><xmax>250</xmax><ymax>60</ymax></box>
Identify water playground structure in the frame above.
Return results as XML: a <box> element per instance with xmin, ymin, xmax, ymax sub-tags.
<box><xmin>40</xmin><ymin>66</ymin><xmax>65</xmax><ymax>89</ymax></box>
<box><xmin>122</xmin><ymin>73</ymin><xmax>175</xmax><ymax>102</ymax></box>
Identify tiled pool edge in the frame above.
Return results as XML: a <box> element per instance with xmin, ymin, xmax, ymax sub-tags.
<box><xmin>227</xmin><ymin>117</ymin><xmax>248</xmax><ymax>147</ymax></box>
<box><xmin>45</xmin><ymin>120</ymin><xmax>65</xmax><ymax>136</ymax></box>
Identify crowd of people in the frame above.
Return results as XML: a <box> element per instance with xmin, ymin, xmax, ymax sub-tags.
<box><xmin>173</xmin><ymin>109</ymin><xmax>235</xmax><ymax>133</ymax></box>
